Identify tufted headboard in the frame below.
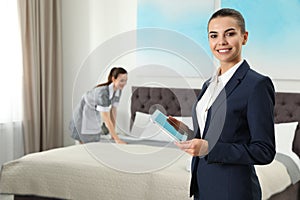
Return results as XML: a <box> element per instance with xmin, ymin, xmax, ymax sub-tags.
<box><xmin>130</xmin><ymin>86</ymin><xmax>200</xmax><ymax>118</ymax></box>
<box><xmin>274</xmin><ymin>92</ymin><xmax>300</xmax><ymax>157</ymax></box>
<box><xmin>130</xmin><ymin>86</ymin><xmax>300</xmax><ymax>157</ymax></box>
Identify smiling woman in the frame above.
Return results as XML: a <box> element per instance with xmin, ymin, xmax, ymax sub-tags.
<box><xmin>167</xmin><ymin>8</ymin><xmax>276</xmax><ymax>200</ymax></box>
<box><xmin>207</xmin><ymin>13</ymin><xmax>248</xmax><ymax>72</ymax></box>
<box><xmin>69</xmin><ymin>67</ymin><xmax>128</xmax><ymax>144</ymax></box>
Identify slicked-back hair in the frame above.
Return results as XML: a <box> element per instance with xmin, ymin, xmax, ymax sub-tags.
<box><xmin>208</xmin><ymin>8</ymin><xmax>246</xmax><ymax>33</ymax></box>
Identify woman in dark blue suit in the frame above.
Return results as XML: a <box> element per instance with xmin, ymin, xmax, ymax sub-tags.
<box><xmin>168</xmin><ymin>8</ymin><xmax>275</xmax><ymax>200</ymax></box>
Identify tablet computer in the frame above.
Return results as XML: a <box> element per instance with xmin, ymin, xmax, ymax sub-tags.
<box><xmin>150</xmin><ymin>109</ymin><xmax>187</xmax><ymax>142</ymax></box>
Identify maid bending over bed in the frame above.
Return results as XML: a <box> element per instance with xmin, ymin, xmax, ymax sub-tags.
<box><xmin>69</xmin><ymin>67</ymin><xmax>128</xmax><ymax>144</ymax></box>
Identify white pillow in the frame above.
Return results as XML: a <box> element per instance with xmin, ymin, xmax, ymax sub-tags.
<box><xmin>130</xmin><ymin>112</ymin><xmax>193</xmax><ymax>142</ymax></box>
<box><xmin>130</xmin><ymin>111</ymin><xmax>161</xmax><ymax>139</ymax></box>
<box><xmin>275</xmin><ymin>122</ymin><xmax>300</xmax><ymax>170</ymax></box>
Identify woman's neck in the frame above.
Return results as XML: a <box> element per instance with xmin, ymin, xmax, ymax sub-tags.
<box><xmin>113</xmin><ymin>84</ymin><xmax>118</xmax><ymax>91</ymax></box>
<box><xmin>219</xmin><ymin>65</ymin><xmax>232</xmax><ymax>75</ymax></box>
<box><xmin>219</xmin><ymin>59</ymin><xmax>242</xmax><ymax>75</ymax></box>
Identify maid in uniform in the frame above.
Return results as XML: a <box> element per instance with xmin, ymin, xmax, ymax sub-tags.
<box><xmin>69</xmin><ymin>67</ymin><xmax>128</xmax><ymax>144</ymax></box>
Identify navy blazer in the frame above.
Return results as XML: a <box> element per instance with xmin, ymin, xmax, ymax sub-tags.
<box><xmin>190</xmin><ymin>60</ymin><xmax>275</xmax><ymax>200</ymax></box>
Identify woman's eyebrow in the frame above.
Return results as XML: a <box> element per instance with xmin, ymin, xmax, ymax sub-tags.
<box><xmin>209</xmin><ymin>28</ymin><xmax>236</xmax><ymax>34</ymax></box>
<box><xmin>208</xmin><ymin>31</ymin><xmax>217</xmax><ymax>34</ymax></box>
<box><xmin>224</xmin><ymin>28</ymin><xmax>236</xmax><ymax>33</ymax></box>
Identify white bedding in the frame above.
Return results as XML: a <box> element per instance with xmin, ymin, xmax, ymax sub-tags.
<box><xmin>255</xmin><ymin>160</ymin><xmax>291</xmax><ymax>200</ymax></box>
<box><xmin>0</xmin><ymin>143</ymin><xmax>191</xmax><ymax>200</ymax></box>
<box><xmin>0</xmin><ymin>142</ymin><xmax>294</xmax><ymax>200</ymax></box>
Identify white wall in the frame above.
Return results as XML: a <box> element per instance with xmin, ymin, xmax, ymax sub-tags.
<box><xmin>62</xmin><ymin>0</ymin><xmax>300</xmax><ymax>146</ymax></box>
<box><xmin>62</xmin><ymin>0</ymin><xmax>137</xmax><ymax>146</ymax></box>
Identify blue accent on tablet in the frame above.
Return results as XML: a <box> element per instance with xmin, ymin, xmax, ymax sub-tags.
<box><xmin>151</xmin><ymin>110</ymin><xmax>187</xmax><ymax>141</ymax></box>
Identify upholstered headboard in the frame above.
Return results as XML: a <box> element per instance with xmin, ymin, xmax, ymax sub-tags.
<box><xmin>130</xmin><ymin>86</ymin><xmax>300</xmax><ymax>157</ymax></box>
<box><xmin>130</xmin><ymin>87</ymin><xmax>200</xmax><ymax>118</ymax></box>
<box><xmin>274</xmin><ymin>92</ymin><xmax>300</xmax><ymax>156</ymax></box>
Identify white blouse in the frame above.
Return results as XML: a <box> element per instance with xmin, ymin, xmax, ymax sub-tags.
<box><xmin>196</xmin><ymin>60</ymin><xmax>244</xmax><ymax>137</ymax></box>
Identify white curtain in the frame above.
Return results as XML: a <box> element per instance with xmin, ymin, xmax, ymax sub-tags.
<box><xmin>0</xmin><ymin>0</ymin><xmax>24</xmax><ymax>167</ymax></box>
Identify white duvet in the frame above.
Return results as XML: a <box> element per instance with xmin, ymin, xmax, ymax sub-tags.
<box><xmin>0</xmin><ymin>142</ymin><xmax>292</xmax><ymax>200</ymax></box>
<box><xmin>0</xmin><ymin>143</ymin><xmax>191</xmax><ymax>200</ymax></box>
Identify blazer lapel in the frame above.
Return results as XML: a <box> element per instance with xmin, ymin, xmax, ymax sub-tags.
<box><xmin>202</xmin><ymin>61</ymin><xmax>250</xmax><ymax>141</ymax></box>
<box><xmin>192</xmin><ymin>60</ymin><xmax>250</xmax><ymax>139</ymax></box>
<box><xmin>224</xmin><ymin>60</ymin><xmax>249</xmax><ymax>98</ymax></box>
<box><xmin>210</xmin><ymin>61</ymin><xmax>250</xmax><ymax>118</ymax></box>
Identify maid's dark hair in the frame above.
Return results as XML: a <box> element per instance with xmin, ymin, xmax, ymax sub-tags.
<box><xmin>95</xmin><ymin>67</ymin><xmax>127</xmax><ymax>88</ymax></box>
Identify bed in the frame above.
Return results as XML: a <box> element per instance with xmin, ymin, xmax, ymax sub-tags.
<box><xmin>0</xmin><ymin>86</ymin><xmax>299</xmax><ymax>200</ymax></box>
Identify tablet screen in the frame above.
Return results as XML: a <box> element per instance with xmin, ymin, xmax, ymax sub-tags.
<box><xmin>150</xmin><ymin>110</ymin><xmax>187</xmax><ymax>142</ymax></box>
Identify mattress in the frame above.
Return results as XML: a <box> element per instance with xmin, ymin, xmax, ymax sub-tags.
<box><xmin>0</xmin><ymin>139</ymin><xmax>298</xmax><ymax>200</ymax></box>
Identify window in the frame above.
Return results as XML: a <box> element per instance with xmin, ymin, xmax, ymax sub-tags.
<box><xmin>0</xmin><ymin>0</ymin><xmax>23</xmax><ymax>123</ymax></box>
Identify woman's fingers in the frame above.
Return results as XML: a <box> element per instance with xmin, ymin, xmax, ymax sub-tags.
<box><xmin>167</xmin><ymin>116</ymin><xmax>188</xmax><ymax>134</ymax></box>
<box><xmin>175</xmin><ymin>139</ymin><xmax>208</xmax><ymax>156</ymax></box>
<box><xmin>115</xmin><ymin>139</ymin><xmax>127</xmax><ymax>144</ymax></box>
<box><xmin>167</xmin><ymin>116</ymin><xmax>180</xmax><ymax>128</ymax></box>
<box><xmin>175</xmin><ymin>140</ymin><xmax>192</xmax><ymax>149</ymax></box>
